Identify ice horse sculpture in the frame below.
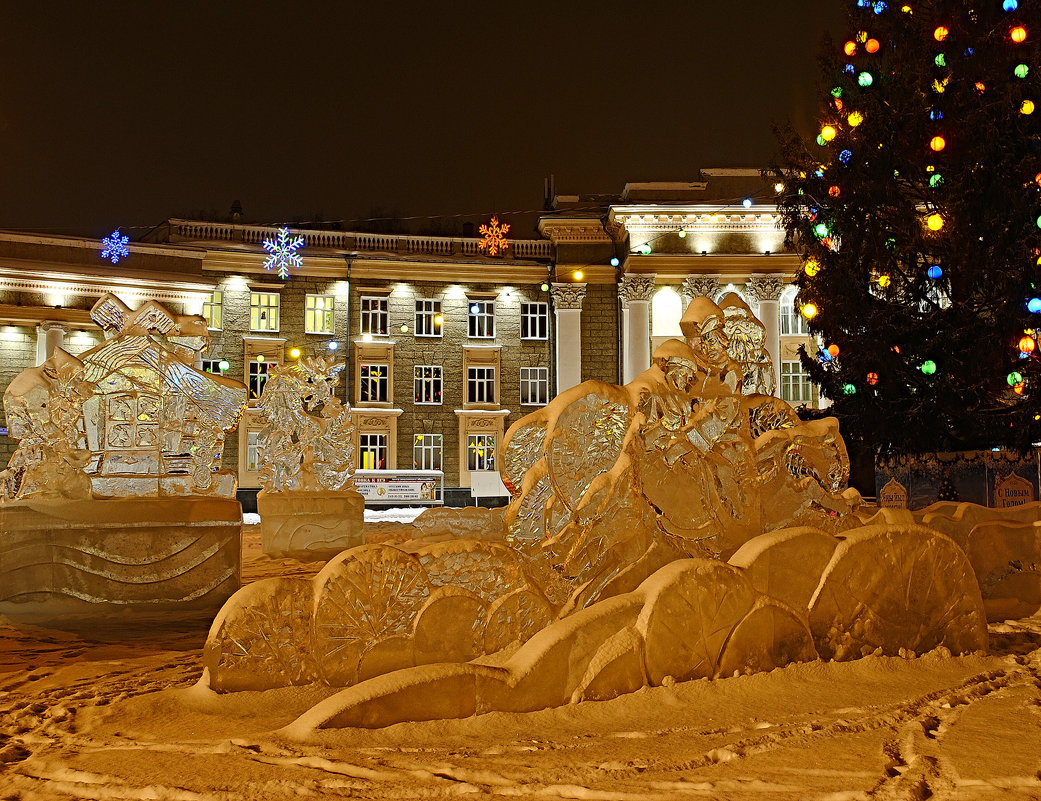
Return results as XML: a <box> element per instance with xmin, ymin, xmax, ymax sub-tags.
<box><xmin>204</xmin><ymin>296</ymin><xmax>988</xmax><ymax>730</ymax></box>
<box><xmin>255</xmin><ymin>355</ymin><xmax>364</xmax><ymax>557</ymax></box>
<box><xmin>0</xmin><ymin>294</ymin><xmax>247</xmax><ymax>610</ymax></box>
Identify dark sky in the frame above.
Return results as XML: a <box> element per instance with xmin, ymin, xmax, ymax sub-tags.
<box><xmin>0</xmin><ymin>2</ymin><xmax>845</xmax><ymax>239</ymax></box>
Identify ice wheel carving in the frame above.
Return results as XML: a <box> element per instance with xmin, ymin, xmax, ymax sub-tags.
<box><xmin>807</xmin><ymin>525</ymin><xmax>989</xmax><ymax>660</ymax></box>
<box><xmin>203</xmin><ymin>577</ymin><xmax>317</xmax><ymax>692</ymax></box>
<box><xmin>502</xmin><ymin>420</ymin><xmax>546</xmax><ymax>495</ymax></box>
<box><xmin>312</xmin><ymin>545</ymin><xmax>431</xmax><ymax>687</ymax></box>
<box><xmin>546</xmin><ymin>390</ymin><xmax>630</xmax><ymax>513</ymax></box>
<box><xmin>484</xmin><ymin>587</ymin><xmax>553</xmax><ymax>654</ymax></box>
<box><xmin>418</xmin><ymin>540</ymin><xmax>530</xmax><ymax>603</ymax></box>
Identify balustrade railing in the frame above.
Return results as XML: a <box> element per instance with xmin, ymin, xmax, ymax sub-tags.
<box><xmin>169</xmin><ymin>219</ymin><xmax>551</xmax><ymax>260</ymax></box>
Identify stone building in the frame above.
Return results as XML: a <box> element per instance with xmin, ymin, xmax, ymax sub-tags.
<box><xmin>0</xmin><ymin>170</ymin><xmax>819</xmax><ymax>506</ymax></box>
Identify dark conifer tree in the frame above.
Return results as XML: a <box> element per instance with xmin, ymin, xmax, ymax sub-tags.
<box><xmin>772</xmin><ymin>0</ymin><xmax>1040</xmax><ymax>456</ymax></box>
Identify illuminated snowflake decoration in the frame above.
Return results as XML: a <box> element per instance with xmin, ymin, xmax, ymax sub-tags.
<box><xmin>478</xmin><ymin>216</ymin><xmax>510</xmax><ymax>257</ymax></box>
<box><xmin>263</xmin><ymin>227</ymin><xmax>305</xmax><ymax>279</ymax></box>
<box><xmin>100</xmin><ymin>229</ymin><xmax>130</xmax><ymax>264</ymax></box>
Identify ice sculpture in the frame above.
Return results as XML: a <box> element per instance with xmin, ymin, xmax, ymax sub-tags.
<box><xmin>0</xmin><ymin>294</ymin><xmax>247</xmax><ymax>611</ymax></box>
<box><xmin>203</xmin><ymin>297</ymin><xmax>986</xmax><ymax>720</ymax></box>
<box><xmin>254</xmin><ymin>356</ymin><xmax>364</xmax><ymax>557</ymax></box>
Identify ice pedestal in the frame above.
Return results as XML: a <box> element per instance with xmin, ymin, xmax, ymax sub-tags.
<box><xmin>0</xmin><ymin>496</ymin><xmax>241</xmax><ymax>612</ymax></box>
<box><xmin>258</xmin><ymin>488</ymin><xmax>364</xmax><ymax>559</ymax></box>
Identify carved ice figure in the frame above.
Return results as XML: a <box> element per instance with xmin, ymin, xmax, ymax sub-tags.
<box><xmin>256</xmin><ymin>356</ymin><xmax>355</xmax><ymax>493</ymax></box>
<box><xmin>1</xmin><ymin>294</ymin><xmax>246</xmax><ymax>500</ymax></box>
<box><xmin>253</xmin><ymin>355</ymin><xmax>364</xmax><ymax>558</ymax></box>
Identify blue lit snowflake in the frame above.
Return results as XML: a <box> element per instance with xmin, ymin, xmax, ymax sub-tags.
<box><xmin>263</xmin><ymin>227</ymin><xmax>305</xmax><ymax>279</ymax></box>
<box><xmin>100</xmin><ymin>229</ymin><xmax>130</xmax><ymax>264</ymax></box>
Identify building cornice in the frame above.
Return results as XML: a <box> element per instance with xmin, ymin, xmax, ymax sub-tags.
<box><xmin>537</xmin><ymin>218</ymin><xmax>612</xmax><ymax>244</ymax></box>
<box><xmin>0</xmin><ymin>264</ymin><xmax>216</xmax><ymax>303</ymax></box>
<box><xmin>0</xmin><ymin>304</ymin><xmax>99</xmax><ymax>328</ymax></box>
<box><xmin>0</xmin><ymin>230</ymin><xmax>205</xmax><ymax>260</ymax></box>
<box><xmin>621</xmin><ymin>253</ymin><xmax>800</xmax><ymax>282</ymax></box>
<box><xmin>608</xmin><ymin>205</ymin><xmax>783</xmax><ymax>238</ymax></box>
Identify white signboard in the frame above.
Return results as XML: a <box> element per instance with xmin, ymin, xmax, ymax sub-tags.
<box><xmin>993</xmin><ymin>472</ymin><xmax>1034</xmax><ymax>509</ymax></box>
<box><xmin>353</xmin><ymin>470</ymin><xmax>443</xmax><ymax>505</ymax></box>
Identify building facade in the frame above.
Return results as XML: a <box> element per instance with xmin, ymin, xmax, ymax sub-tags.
<box><xmin>0</xmin><ymin>169</ymin><xmax>819</xmax><ymax>504</ymax></box>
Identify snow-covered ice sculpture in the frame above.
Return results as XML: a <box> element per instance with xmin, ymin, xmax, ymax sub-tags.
<box><xmin>254</xmin><ymin>355</ymin><xmax>364</xmax><ymax>557</ymax></box>
<box><xmin>0</xmin><ymin>294</ymin><xmax>247</xmax><ymax>611</ymax></box>
<box><xmin>202</xmin><ymin>297</ymin><xmax>988</xmax><ymax>722</ymax></box>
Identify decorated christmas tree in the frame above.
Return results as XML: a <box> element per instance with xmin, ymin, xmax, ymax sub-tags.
<box><xmin>773</xmin><ymin>0</ymin><xmax>1040</xmax><ymax>456</ymax></box>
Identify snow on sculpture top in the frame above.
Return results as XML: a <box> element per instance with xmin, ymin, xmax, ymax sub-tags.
<box><xmin>255</xmin><ymin>355</ymin><xmax>355</xmax><ymax>493</ymax></box>
<box><xmin>0</xmin><ymin>294</ymin><xmax>247</xmax><ymax>501</ymax></box>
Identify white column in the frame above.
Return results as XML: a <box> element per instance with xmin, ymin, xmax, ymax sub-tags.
<box><xmin>35</xmin><ymin>322</ymin><xmax>66</xmax><ymax>366</ymax></box>
<box><xmin>620</xmin><ymin>305</ymin><xmax>631</xmax><ymax>384</ymax></box>
<box><xmin>551</xmin><ymin>283</ymin><xmax>587</xmax><ymax>394</ymax></box>
<box><xmin>619</xmin><ymin>274</ymin><xmax>656</xmax><ymax>380</ymax></box>
<box><xmin>746</xmin><ymin>276</ymin><xmax>786</xmax><ymax>397</ymax></box>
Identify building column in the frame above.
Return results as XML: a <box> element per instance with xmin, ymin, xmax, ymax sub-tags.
<box><xmin>550</xmin><ymin>283</ymin><xmax>587</xmax><ymax>394</ymax></box>
<box><xmin>35</xmin><ymin>322</ymin><xmax>67</xmax><ymax>366</ymax></box>
<box><xmin>746</xmin><ymin>276</ymin><xmax>786</xmax><ymax>396</ymax></box>
<box><xmin>619</xmin><ymin>273</ymin><xmax>656</xmax><ymax>381</ymax></box>
<box><xmin>681</xmin><ymin>276</ymin><xmax>721</xmax><ymax>306</ymax></box>
<box><xmin>620</xmin><ymin>304</ymin><xmax>631</xmax><ymax>384</ymax></box>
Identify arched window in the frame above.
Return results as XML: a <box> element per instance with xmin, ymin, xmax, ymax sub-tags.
<box><xmin>714</xmin><ymin>287</ymin><xmax>752</xmax><ymax>308</ymax></box>
<box><xmin>780</xmin><ymin>286</ymin><xmax>808</xmax><ymax>335</ymax></box>
<box><xmin>651</xmin><ymin>287</ymin><xmax>683</xmax><ymax>336</ymax></box>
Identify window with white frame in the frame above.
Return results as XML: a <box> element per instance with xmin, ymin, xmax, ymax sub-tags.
<box><xmin>467</xmin><ymin>434</ymin><xmax>496</xmax><ymax>472</ymax></box>
<box><xmin>413</xmin><ymin>433</ymin><xmax>443</xmax><ymax>470</ymax></box>
<box><xmin>360</xmin><ymin>296</ymin><xmax>389</xmax><ymax>335</ymax></box>
<box><xmin>250</xmin><ymin>292</ymin><xmax>280</xmax><ymax>332</ymax></box>
<box><xmin>651</xmin><ymin>288</ymin><xmax>683</xmax><ymax>336</ymax></box>
<box><xmin>520</xmin><ymin>367</ymin><xmax>549</xmax><ymax>406</ymax></box>
<box><xmin>305</xmin><ymin>294</ymin><xmax>335</xmax><ymax>334</ymax></box>
<box><xmin>414</xmin><ymin>365</ymin><xmax>443</xmax><ymax>404</ymax></box>
<box><xmin>780</xmin><ymin>288</ymin><xmax>808</xmax><ymax>335</ymax></box>
<box><xmin>248</xmin><ymin>361</ymin><xmax>274</xmax><ymax>400</ymax></box>
<box><xmin>202</xmin><ymin>291</ymin><xmax>223</xmax><ymax>330</ymax></box>
<box><xmin>200</xmin><ymin>359</ymin><xmax>225</xmax><ymax>376</ymax></box>
<box><xmin>468</xmin><ymin>300</ymin><xmax>495</xmax><ymax>338</ymax></box>
<box><xmin>414</xmin><ymin>299</ymin><xmax>443</xmax><ymax>337</ymax></box>
<box><xmin>359</xmin><ymin>363</ymin><xmax>389</xmax><ymax>403</ymax></box>
<box><xmin>520</xmin><ymin>302</ymin><xmax>549</xmax><ymax>340</ymax></box>
<box><xmin>466</xmin><ymin>366</ymin><xmax>496</xmax><ymax>404</ymax></box>
<box><xmin>359</xmin><ymin>433</ymin><xmax>388</xmax><ymax>470</ymax></box>
<box><xmin>246</xmin><ymin>430</ymin><xmax>261</xmax><ymax>472</ymax></box>
<box><xmin>781</xmin><ymin>361</ymin><xmax>813</xmax><ymax>404</ymax></box>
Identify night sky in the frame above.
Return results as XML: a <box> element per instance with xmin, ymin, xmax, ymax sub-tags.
<box><xmin>1</xmin><ymin>2</ymin><xmax>845</xmax><ymax>239</ymax></box>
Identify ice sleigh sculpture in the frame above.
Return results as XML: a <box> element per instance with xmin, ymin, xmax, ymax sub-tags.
<box><xmin>202</xmin><ymin>296</ymin><xmax>989</xmax><ymax>730</ymax></box>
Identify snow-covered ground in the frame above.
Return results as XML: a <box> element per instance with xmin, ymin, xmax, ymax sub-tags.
<box><xmin>242</xmin><ymin>507</ymin><xmax>425</xmax><ymax>527</ymax></box>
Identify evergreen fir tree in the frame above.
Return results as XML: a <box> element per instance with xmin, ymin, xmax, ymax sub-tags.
<box><xmin>937</xmin><ymin>470</ymin><xmax>961</xmax><ymax>500</ymax></box>
<box><xmin>773</xmin><ymin>0</ymin><xmax>1041</xmax><ymax>456</ymax></box>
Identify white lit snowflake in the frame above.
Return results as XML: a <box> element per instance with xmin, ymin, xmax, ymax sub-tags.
<box><xmin>100</xmin><ymin>229</ymin><xmax>130</xmax><ymax>264</ymax></box>
<box><xmin>263</xmin><ymin>227</ymin><xmax>305</xmax><ymax>279</ymax></box>
<box><xmin>478</xmin><ymin>216</ymin><xmax>510</xmax><ymax>257</ymax></box>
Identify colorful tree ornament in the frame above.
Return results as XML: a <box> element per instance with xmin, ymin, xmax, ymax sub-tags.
<box><xmin>858</xmin><ymin>71</ymin><xmax>874</xmax><ymax>86</ymax></box>
<box><xmin>928</xmin><ymin>265</ymin><xmax>943</xmax><ymax>279</ymax></box>
<box><xmin>100</xmin><ymin>229</ymin><xmax>130</xmax><ymax>264</ymax></box>
<box><xmin>848</xmin><ymin>111</ymin><xmax>864</xmax><ymax>126</ymax></box>
<box><xmin>262</xmin><ymin>227</ymin><xmax>305</xmax><ymax>279</ymax></box>
<box><xmin>866</xmin><ymin>371</ymin><xmax>879</xmax><ymax>385</ymax></box>
<box><xmin>926</xmin><ymin>213</ymin><xmax>944</xmax><ymax>231</ymax></box>
<box><xmin>1004</xmin><ymin>0</ymin><xmax>1018</xmax><ymax>11</ymax></box>
<box><xmin>820</xmin><ymin>125</ymin><xmax>838</xmax><ymax>142</ymax></box>
<box><xmin>921</xmin><ymin>360</ymin><xmax>937</xmax><ymax>375</ymax></box>
<box><xmin>1008</xmin><ymin>371</ymin><xmax>1024</xmax><ymax>386</ymax></box>
<box><xmin>827</xmin><ymin>343</ymin><xmax>840</xmax><ymax>357</ymax></box>
<box><xmin>1027</xmin><ymin>297</ymin><xmax>1041</xmax><ymax>313</ymax></box>
<box><xmin>843</xmin><ymin>383</ymin><xmax>857</xmax><ymax>395</ymax></box>
<box><xmin>1021</xmin><ymin>100</ymin><xmax>1035</xmax><ymax>115</ymax></box>
<box><xmin>844</xmin><ymin>40</ymin><xmax>857</xmax><ymax>55</ymax></box>
<box><xmin>478</xmin><ymin>216</ymin><xmax>511</xmax><ymax>256</ymax></box>
<box><xmin>866</xmin><ymin>38</ymin><xmax>880</xmax><ymax>53</ymax></box>
<box><xmin>1019</xmin><ymin>335</ymin><xmax>1036</xmax><ymax>353</ymax></box>
<box><xmin>804</xmin><ymin>259</ymin><xmax>821</xmax><ymax>276</ymax></box>
<box><xmin>930</xmin><ymin>135</ymin><xmax>946</xmax><ymax>152</ymax></box>
<box><xmin>1010</xmin><ymin>25</ymin><xmax>1027</xmax><ymax>43</ymax></box>
<box><xmin>801</xmin><ymin>303</ymin><xmax>819</xmax><ymax>319</ymax></box>
<box><xmin>934</xmin><ymin>25</ymin><xmax>949</xmax><ymax>41</ymax></box>
<box><xmin>1015</xmin><ymin>64</ymin><xmax>1029</xmax><ymax>78</ymax></box>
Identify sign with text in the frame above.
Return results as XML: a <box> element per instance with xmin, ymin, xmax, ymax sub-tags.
<box><xmin>353</xmin><ymin>470</ymin><xmax>443</xmax><ymax>505</ymax></box>
<box><xmin>993</xmin><ymin>472</ymin><xmax>1034</xmax><ymax>509</ymax></box>
<box><xmin>878</xmin><ymin>477</ymin><xmax>908</xmax><ymax>509</ymax></box>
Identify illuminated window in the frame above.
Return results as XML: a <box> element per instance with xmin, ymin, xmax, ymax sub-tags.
<box><xmin>200</xmin><ymin>359</ymin><xmax>225</xmax><ymax>375</ymax></box>
<box><xmin>305</xmin><ymin>294</ymin><xmax>335</xmax><ymax>334</ymax></box>
<box><xmin>359</xmin><ymin>433</ymin><xmax>388</xmax><ymax>470</ymax></box>
<box><xmin>781</xmin><ymin>361</ymin><xmax>813</xmax><ymax>403</ymax></box>
<box><xmin>467</xmin><ymin>434</ymin><xmax>496</xmax><ymax>472</ymax></box>
<box><xmin>780</xmin><ymin>288</ymin><xmax>808</xmax><ymax>335</ymax></box>
<box><xmin>520</xmin><ymin>367</ymin><xmax>549</xmax><ymax>406</ymax></box>
<box><xmin>248</xmin><ymin>361</ymin><xmax>274</xmax><ymax>400</ymax></box>
<box><xmin>414</xmin><ymin>365</ymin><xmax>443</xmax><ymax>404</ymax></box>
<box><xmin>202</xmin><ymin>291</ymin><xmax>223</xmax><ymax>330</ymax></box>
<box><xmin>360</xmin><ymin>363</ymin><xmax>389</xmax><ymax>403</ymax></box>
<box><xmin>246</xmin><ymin>430</ymin><xmax>261</xmax><ymax>472</ymax></box>
<box><xmin>466</xmin><ymin>366</ymin><xmax>495</xmax><ymax>404</ymax></box>
<box><xmin>414</xmin><ymin>299</ymin><xmax>443</xmax><ymax>337</ymax></box>
<box><xmin>360</xmin><ymin>296</ymin><xmax>389</xmax><ymax>335</ymax></box>
<box><xmin>651</xmin><ymin>288</ymin><xmax>682</xmax><ymax>336</ymax></box>
<box><xmin>520</xmin><ymin>302</ymin><xmax>549</xmax><ymax>340</ymax></box>
<box><xmin>468</xmin><ymin>300</ymin><xmax>495</xmax><ymax>338</ymax></box>
<box><xmin>250</xmin><ymin>292</ymin><xmax>280</xmax><ymax>332</ymax></box>
<box><xmin>413</xmin><ymin>433</ymin><xmax>443</xmax><ymax>470</ymax></box>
